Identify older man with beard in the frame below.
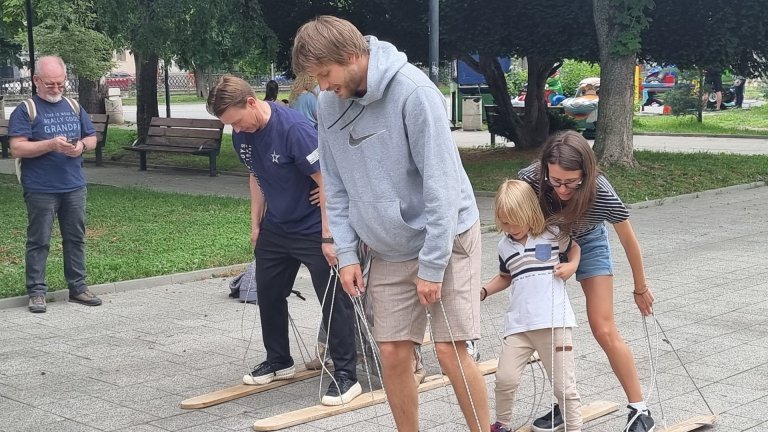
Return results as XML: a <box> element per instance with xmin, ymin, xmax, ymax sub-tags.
<box><xmin>9</xmin><ymin>55</ymin><xmax>102</xmax><ymax>313</ymax></box>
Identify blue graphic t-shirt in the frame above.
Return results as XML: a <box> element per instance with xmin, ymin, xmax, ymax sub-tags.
<box><xmin>233</xmin><ymin>102</ymin><xmax>321</xmax><ymax>236</ymax></box>
<box><xmin>9</xmin><ymin>96</ymin><xmax>96</xmax><ymax>193</ymax></box>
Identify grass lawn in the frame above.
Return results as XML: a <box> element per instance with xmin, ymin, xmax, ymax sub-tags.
<box><xmin>4</xmin><ymin>146</ymin><xmax>768</xmax><ymax>299</ymax></box>
<box><xmin>633</xmin><ymin>105</ymin><xmax>768</xmax><ymax>136</ymax></box>
<box><xmin>461</xmin><ymin>148</ymin><xmax>768</xmax><ymax>200</ymax></box>
<box><xmin>0</xmin><ymin>175</ymin><xmax>252</xmax><ymax>299</ymax></box>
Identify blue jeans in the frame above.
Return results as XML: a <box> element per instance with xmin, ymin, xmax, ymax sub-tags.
<box><xmin>575</xmin><ymin>223</ymin><xmax>614</xmax><ymax>281</ymax></box>
<box><xmin>23</xmin><ymin>187</ymin><xmax>88</xmax><ymax>297</ymax></box>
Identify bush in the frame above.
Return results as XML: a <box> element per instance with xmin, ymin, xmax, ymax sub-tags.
<box><xmin>548</xmin><ymin>110</ymin><xmax>578</xmax><ymax>132</ymax></box>
<box><xmin>506</xmin><ymin>68</ymin><xmax>528</xmax><ymax>96</ymax></box>
<box><xmin>559</xmin><ymin>60</ymin><xmax>601</xmax><ymax>96</ymax></box>
<box><xmin>663</xmin><ymin>83</ymin><xmax>699</xmax><ymax>116</ymax></box>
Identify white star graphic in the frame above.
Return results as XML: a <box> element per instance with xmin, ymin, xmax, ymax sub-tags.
<box><xmin>271</xmin><ymin>151</ymin><xmax>280</xmax><ymax>163</ymax></box>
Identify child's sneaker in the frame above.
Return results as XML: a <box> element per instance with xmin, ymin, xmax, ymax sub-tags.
<box><xmin>532</xmin><ymin>404</ymin><xmax>564</xmax><ymax>432</ymax></box>
<box><xmin>625</xmin><ymin>406</ymin><xmax>655</xmax><ymax>432</ymax></box>
<box><xmin>491</xmin><ymin>421</ymin><xmax>511</xmax><ymax>432</ymax></box>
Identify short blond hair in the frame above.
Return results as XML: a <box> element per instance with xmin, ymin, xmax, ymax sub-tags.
<box><xmin>206</xmin><ymin>75</ymin><xmax>255</xmax><ymax>117</ymax></box>
<box><xmin>292</xmin><ymin>15</ymin><xmax>368</xmax><ymax>75</ymax></box>
<box><xmin>494</xmin><ymin>179</ymin><xmax>547</xmax><ymax>237</ymax></box>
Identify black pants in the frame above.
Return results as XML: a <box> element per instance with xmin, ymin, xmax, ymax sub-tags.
<box><xmin>255</xmin><ymin>228</ymin><xmax>357</xmax><ymax>378</ymax></box>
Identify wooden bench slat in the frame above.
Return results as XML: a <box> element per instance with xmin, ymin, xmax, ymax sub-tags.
<box><xmin>148</xmin><ymin>126</ymin><xmax>223</xmax><ymax>140</ymax></box>
<box><xmin>150</xmin><ymin>117</ymin><xmax>223</xmax><ymax>129</ymax></box>
<box><xmin>128</xmin><ymin>145</ymin><xmax>215</xmax><ymax>154</ymax></box>
<box><xmin>144</xmin><ymin>136</ymin><xmax>221</xmax><ymax>150</ymax></box>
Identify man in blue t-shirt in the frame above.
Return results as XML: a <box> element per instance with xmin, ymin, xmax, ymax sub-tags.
<box><xmin>8</xmin><ymin>55</ymin><xmax>102</xmax><ymax>313</ymax></box>
<box><xmin>206</xmin><ymin>75</ymin><xmax>360</xmax><ymax>406</ymax></box>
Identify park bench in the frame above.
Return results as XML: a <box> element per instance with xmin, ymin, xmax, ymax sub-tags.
<box><xmin>1</xmin><ymin>114</ymin><xmax>109</xmax><ymax>163</ymax></box>
<box><xmin>125</xmin><ymin>117</ymin><xmax>225</xmax><ymax>177</ymax></box>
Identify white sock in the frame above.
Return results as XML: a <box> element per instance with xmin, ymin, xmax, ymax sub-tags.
<box><xmin>629</xmin><ymin>401</ymin><xmax>648</xmax><ymax>413</ymax></box>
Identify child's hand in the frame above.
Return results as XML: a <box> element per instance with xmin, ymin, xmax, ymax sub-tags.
<box><xmin>554</xmin><ymin>262</ymin><xmax>577</xmax><ymax>281</ymax></box>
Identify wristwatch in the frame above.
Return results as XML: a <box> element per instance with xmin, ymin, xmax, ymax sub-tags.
<box><xmin>321</xmin><ymin>237</ymin><xmax>334</xmax><ymax>244</ymax></box>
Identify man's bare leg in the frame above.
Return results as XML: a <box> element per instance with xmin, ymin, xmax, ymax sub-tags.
<box><xmin>380</xmin><ymin>340</ymin><xmax>419</xmax><ymax>432</ymax></box>
<box><xmin>436</xmin><ymin>341</ymin><xmax>490</xmax><ymax>432</ymax></box>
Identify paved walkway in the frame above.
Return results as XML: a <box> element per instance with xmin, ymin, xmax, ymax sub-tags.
<box><xmin>2</xmin><ymin>138</ymin><xmax>768</xmax><ymax>431</ymax></box>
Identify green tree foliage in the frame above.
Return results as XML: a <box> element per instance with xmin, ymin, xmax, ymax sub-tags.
<box><xmin>641</xmin><ymin>0</ymin><xmax>768</xmax><ymax>78</ymax></box>
<box><xmin>32</xmin><ymin>22</ymin><xmax>113</xmax><ymax>80</ymax></box>
<box><xmin>559</xmin><ymin>60</ymin><xmax>601</xmax><ymax>97</ymax></box>
<box><xmin>168</xmin><ymin>0</ymin><xmax>276</xmax><ymax>76</ymax></box>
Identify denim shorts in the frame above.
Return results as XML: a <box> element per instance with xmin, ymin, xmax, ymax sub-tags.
<box><xmin>575</xmin><ymin>223</ymin><xmax>613</xmax><ymax>281</ymax></box>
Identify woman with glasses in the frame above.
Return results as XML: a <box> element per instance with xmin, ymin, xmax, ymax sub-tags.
<box><xmin>518</xmin><ymin>130</ymin><xmax>656</xmax><ymax>432</ymax></box>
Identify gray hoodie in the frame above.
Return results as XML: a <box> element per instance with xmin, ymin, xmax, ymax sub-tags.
<box><xmin>318</xmin><ymin>36</ymin><xmax>479</xmax><ymax>282</ymax></box>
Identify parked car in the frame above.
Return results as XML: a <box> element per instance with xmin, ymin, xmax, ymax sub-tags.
<box><xmin>106</xmin><ymin>71</ymin><xmax>136</xmax><ymax>91</ymax></box>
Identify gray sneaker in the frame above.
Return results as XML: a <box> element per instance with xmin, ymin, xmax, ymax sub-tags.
<box><xmin>29</xmin><ymin>295</ymin><xmax>47</xmax><ymax>313</ymax></box>
<box><xmin>69</xmin><ymin>290</ymin><xmax>102</xmax><ymax>306</ymax></box>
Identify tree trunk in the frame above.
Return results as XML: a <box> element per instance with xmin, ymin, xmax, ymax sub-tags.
<box><xmin>592</xmin><ymin>0</ymin><xmax>637</xmax><ymax>167</ymax></box>
<box><xmin>522</xmin><ymin>55</ymin><xmax>553</xmax><ymax>149</ymax></box>
<box><xmin>193</xmin><ymin>67</ymin><xmax>209</xmax><ymax>99</ymax></box>
<box><xmin>78</xmin><ymin>77</ymin><xmax>107</xmax><ymax>114</ymax></box>
<box><xmin>460</xmin><ymin>54</ymin><xmax>528</xmax><ymax>149</ymax></box>
<box><xmin>134</xmin><ymin>50</ymin><xmax>160</xmax><ymax>142</ymax></box>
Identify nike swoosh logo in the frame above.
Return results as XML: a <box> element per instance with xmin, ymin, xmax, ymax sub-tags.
<box><xmin>348</xmin><ymin>130</ymin><xmax>384</xmax><ymax>147</ymax></box>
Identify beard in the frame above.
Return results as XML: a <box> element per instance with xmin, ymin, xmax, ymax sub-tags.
<box><xmin>41</xmin><ymin>94</ymin><xmax>63</xmax><ymax>103</ymax></box>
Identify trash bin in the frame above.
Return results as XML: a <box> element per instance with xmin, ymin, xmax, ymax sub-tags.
<box><xmin>462</xmin><ymin>96</ymin><xmax>482</xmax><ymax>131</ymax></box>
<box><xmin>105</xmin><ymin>87</ymin><xmax>124</xmax><ymax>124</ymax></box>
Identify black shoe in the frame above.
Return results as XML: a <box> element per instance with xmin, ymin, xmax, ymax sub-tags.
<box><xmin>69</xmin><ymin>290</ymin><xmax>102</xmax><ymax>306</ymax></box>
<box><xmin>28</xmin><ymin>295</ymin><xmax>47</xmax><ymax>313</ymax></box>
<box><xmin>626</xmin><ymin>406</ymin><xmax>655</xmax><ymax>432</ymax></box>
<box><xmin>321</xmin><ymin>371</ymin><xmax>362</xmax><ymax>406</ymax></box>
<box><xmin>532</xmin><ymin>404</ymin><xmax>564</xmax><ymax>432</ymax></box>
<box><xmin>242</xmin><ymin>360</ymin><xmax>295</xmax><ymax>385</ymax></box>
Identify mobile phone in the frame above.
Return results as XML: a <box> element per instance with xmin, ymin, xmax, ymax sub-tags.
<box><xmin>67</xmin><ymin>138</ymin><xmax>79</xmax><ymax>145</ymax></box>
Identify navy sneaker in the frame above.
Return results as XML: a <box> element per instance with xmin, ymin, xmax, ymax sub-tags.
<box><xmin>243</xmin><ymin>360</ymin><xmax>295</xmax><ymax>385</ymax></box>
<box><xmin>321</xmin><ymin>371</ymin><xmax>362</xmax><ymax>406</ymax></box>
<box><xmin>491</xmin><ymin>421</ymin><xmax>511</xmax><ymax>432</ymax></box>
<box><xmin>532</xmin><ymin>404</ymin><xmax>564</xmax><ymax>432</ymax></box>
<box><xmin>626</xmin><ymin>406</ymin><xmax>655</xmax><ymax>432</ymax></box>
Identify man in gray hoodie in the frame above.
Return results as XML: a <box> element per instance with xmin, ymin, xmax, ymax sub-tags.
<box><xmin>293</xmin><ymin>16</ymin><xmax>489</xmax><ymax>432</ymax></box>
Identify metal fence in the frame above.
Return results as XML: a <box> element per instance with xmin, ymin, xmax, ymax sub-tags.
<box><xmin>0</xmin><ymin>77</ymin><xmax>79</xmax><ymax>98</ymax></box>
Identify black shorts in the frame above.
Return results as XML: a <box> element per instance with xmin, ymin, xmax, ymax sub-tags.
<box><xmin>706</xmin><ymin>74</ymin><xmax>723</xmax><ymax>92</ymax></box>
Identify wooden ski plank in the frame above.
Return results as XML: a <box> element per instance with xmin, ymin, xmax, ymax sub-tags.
<box><xmin>660</xmin><ymin>415</ymin><xmax>717</xmax><ymax>432</ymax></box>
<box><xmin>184</xmin><ymin>335</ymin><xmax>435</xmax><ymax>410</ymax></box>
<box><xmin>514</xmin><ymin>400</ymin><xmax>620</xmax><ymax>432</ymax></box>
<box><xmin>252</xmin><ymin>358</ymin><xmax>499</xmax><ymax>431</ymax></box>
<box><xmin>181</xmin><ymin>367</ymin><xmax>323</xmax><ymax>409</ymax></box>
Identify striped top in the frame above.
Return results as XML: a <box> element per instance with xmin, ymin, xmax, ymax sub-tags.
<box><xmin>498</xmin><ymin>228</ymin><xmax>576</xmax><ymax>334</ymax></box>
<box><xmin>518</xmin><ymin>163</ymin><xmax>630</xmax><ymax>240</ymax></box>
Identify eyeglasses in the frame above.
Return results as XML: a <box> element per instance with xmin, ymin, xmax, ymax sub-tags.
<box><xmin>35</xmin><ymin>77</ymin><xmax>66</xmax><ymax>90</ymax></box>
<box><xmin>546</xmin><ymin>176</ymin><xmax>583</xmax><ymax>190</ymax></box>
